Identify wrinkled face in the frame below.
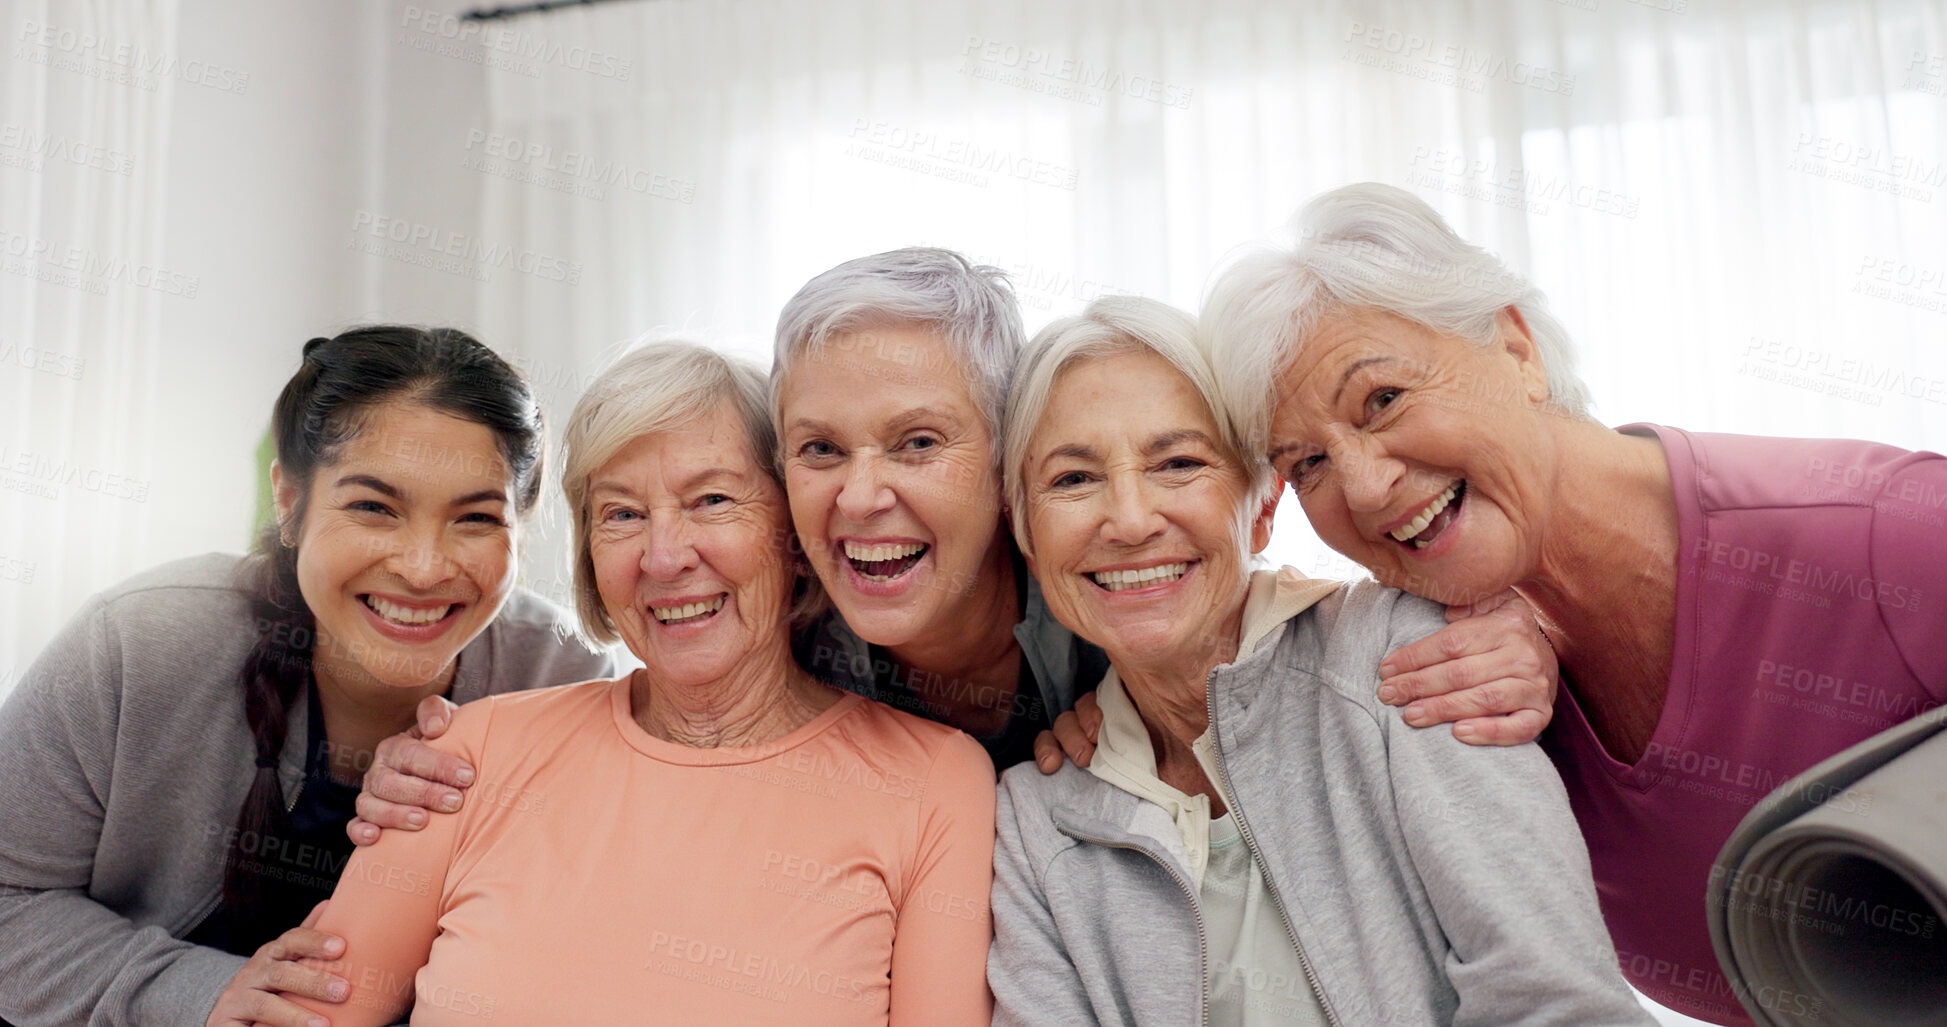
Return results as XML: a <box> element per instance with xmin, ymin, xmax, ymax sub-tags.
<box><xmin>778</xmin><ymin>324</ymin><xmax>1007</xmax><ymax>648</ymax></box>
<box><xmin>281</xmin><ymin>401</ymin><xmax>519</xmax><ymax>692</ymax></box>
<box><xmin>586</xmin><ymin>400</ymin><xmax>797</xmax><ymax>688</ymax></box>
<box><xmin>1020</xmin><ymin>349</ymin><xmax>1270</xmax><ymax>667</ymax></box>
<box><xmin>1265</xmin><ymin>307</ymin><xmax>1553</xmax><ymax>607</ymax></box>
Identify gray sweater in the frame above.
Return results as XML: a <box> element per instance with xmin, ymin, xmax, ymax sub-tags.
<box><xmin>0</xmin><ymin>553</ymin><xmax>615</xmax><ymax>1027</ymax></box>
<box><xmin>987</xmin><ymin>580</ymin><xmax>1653</xmax><ymax>1026</ymax></box>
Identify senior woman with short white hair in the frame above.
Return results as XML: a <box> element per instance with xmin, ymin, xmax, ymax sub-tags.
<box><xmin>285</xmin><ymin>342</ymin><xmax>995</xmax><ymax>1026</ymax></box>
<box><xmin>1199</xmin><ymin>183</ymin><xmax>1947</xmax><ymax>1025</ymax></box>
<box><xmin>986</xmin><ymin>296</ymin><xmax>1651</xmax><ymax>1026</ymax></box>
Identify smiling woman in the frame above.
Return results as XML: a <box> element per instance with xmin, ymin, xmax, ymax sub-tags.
<box><xmin>0</xmin><ymin>327</ymin><xmax>616</xmax><ymax>1027</ymax></box>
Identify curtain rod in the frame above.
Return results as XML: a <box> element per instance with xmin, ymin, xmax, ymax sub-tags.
<box><xmin>460</xmin><ymin>0</ymin><xmax>644</xmax><ymax>22</ymax></box>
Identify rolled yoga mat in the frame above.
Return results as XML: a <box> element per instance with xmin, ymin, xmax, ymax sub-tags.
<box><xmin>1708</xmin><ymin>708</ymin><xmax>1947</xmax><ymax>1026</ymax></box>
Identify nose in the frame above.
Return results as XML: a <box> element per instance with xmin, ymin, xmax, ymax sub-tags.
<box><xmin>834</xmin><ymin>451</ymin><xmax>897</xmax><ymax>523</ymax></box>
<box><xmin>391</xmin><ymin>523</ymin><xmax>459</xmax><ymax>590</ymax></box>
<box><xmin>1335</xmin><ymin>438</ymin><xmax>1404</xmax><ymax>514</ymax></box>
<box><xmin>643</xmin><ymin>510</ymin><xmax>700</xmax><ymax>581</ymax></box>
<box><xmin>1100</xmin><ymin>472</ymin><xmax>1166</xmax><ymax>547</ymax></box>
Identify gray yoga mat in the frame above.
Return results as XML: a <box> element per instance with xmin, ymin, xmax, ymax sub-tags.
<box><xmin>1707</xmin><ymin>708</ymin><xmax>1947</xmax><ymax>1026</ymax></box>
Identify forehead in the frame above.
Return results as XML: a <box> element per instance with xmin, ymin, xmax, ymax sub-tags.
<box><xmin>1041</xmin><ymin>348</ymin><xmax>1216</xmax><ymax>437</ymax></box>
<box><xmin>598</xmin><ymin>400</ymin><xmax>768</xmax><ymax>482</ymax></box>
<box><xmin>331</xmin><ymin>402</ymin><xmax>512</xmax><ymax>489</ymax></box>
<box><xmin>781</xmin><ymin>324</ymin><xmax>980</xmax><ymax>418</ymax></box>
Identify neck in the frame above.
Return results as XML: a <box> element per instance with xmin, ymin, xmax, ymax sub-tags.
<box><xmin>1515</xmin><ymin>420</ymin><xmax>1680</xmax><ymax>761</ymax></box>
<box><xmin>883</xmin><ymin>535</ymin><xmax>1024</xmax><ymax>728</ymax></box>
<box><xmin>311</xmin><ymin>639</ymin><xmax>453</xmax><ymax>784</ymax></box>
<box><xmin>1112</xmin><ymin>604</ymin><xmax>1245</xmax><ymax>754</ymax></box>
<box><xmin>632</xmin><ymin>637</ymin><xmax>838</xmax><ymax>748</ymax></box>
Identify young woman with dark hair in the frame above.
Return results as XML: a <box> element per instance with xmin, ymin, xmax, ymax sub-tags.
<box><xmin>0</xmin><ymin>327</ymin><xmax>614</xmax><ymax>1027</ymax></box>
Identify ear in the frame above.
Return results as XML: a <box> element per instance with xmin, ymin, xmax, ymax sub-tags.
<box><xmin>1496</xmin><ymin>305</ymin><xmax>1551</xmax><ymax>406</ymax></box>
<box><xmin>270</xmin><ymin>460</ymin><xmax>298</xmax><ymax>533</ymax></box>
<box><xmin>1249</xmin><ymin>479</ymin><xmax>1282</xmax><ymax>555</ymax></box>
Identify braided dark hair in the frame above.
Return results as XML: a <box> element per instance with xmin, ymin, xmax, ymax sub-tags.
<box><xmin>223</xmin><ymin>326</ymin><xmax>543</xmax><ymax>950</ymax></box>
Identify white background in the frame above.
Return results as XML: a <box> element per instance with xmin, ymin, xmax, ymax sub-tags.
<box><xmin>4</xmin><ymin>4</ymin><xmax>1946</xmax><ymax>1020</ymax></box>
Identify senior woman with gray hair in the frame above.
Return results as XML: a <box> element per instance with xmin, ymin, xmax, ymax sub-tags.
<box><xmin>283</xmin><ymin>342</ymin><xmax>995</xmax><ymax>1026</ymax></box>
<box><xmin>1199</xmin><ymin>183</ymin><xmax>1947</xmax><ymax>1025</ymax></box>
<box><xmin>987</xmin><ymin>296</ymin><xmax>1651</xmax><ymax>1026</ymax></box>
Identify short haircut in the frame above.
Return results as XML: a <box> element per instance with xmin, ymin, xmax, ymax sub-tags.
<box><xmin>772</xmin><ymin>247</ymin><xmax>1024</xmax><ymax>464</ymax></box>
<box><xmin>560</xmin><ymin>339</ymin><xmax>818</xmax><ymax>645</ymax></box>
<box><xmin>1201</xmin><ymin>182</ymin><xmax>1594</xmax><ymax>461</ymax></box>
<box><xmin>1003</xmin><ymin>295</ymin><xmax>1270</xmax><ymax>557</ymax></box>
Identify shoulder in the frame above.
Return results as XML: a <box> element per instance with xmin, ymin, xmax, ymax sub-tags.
<box><xmin>839</xmin><ymin>697</ymin><xmax>996</xmax><ymax>789</ymax></box>
<box><xmin>92</xmin><ymin>552</ymin><xmax>259</xmax><ymax>626</ymax></box>
<box><xmin>1645</xmin><ymin>423</ymin><xmax>1941</xmax><ymax>514</ymax></box>
<box><xmin>1280</xmin><ymin>579</ymin><xmax>1444</xmax><ymax>688</ymax></box>
<box><xmin>476</xmin><ymin>587</ymin><xmax>615</xmax><ymax>682</ymax></box>
<box><xmin>436</xmin><ymin>677</ymin><xmax>619</xmax><ymax>762</ymax></box>
<box><xmin>31</xmin><ymin>553</ymin><xmax>260</xmax><ymax>696</ymax></box>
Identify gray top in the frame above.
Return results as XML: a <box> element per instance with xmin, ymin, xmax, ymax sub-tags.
<box><xmin>987</xmin><ymin>579</ymin><xmax>1654</xmax><ymax>1027</ymax></box>
<box><xmin>0</xmin><ymin>553</ymin><xmax>615</xmax><ymax>1027</ymax></box>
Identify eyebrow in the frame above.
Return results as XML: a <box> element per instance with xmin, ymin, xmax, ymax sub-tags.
<box><xmin>1043</xmin><ymin>442</ymin><xmax>1101</xmax><ymax>464</ymax></box>
<box><xmin>587</xmin><ymin>467</ymin><xmax>746</xmax><ymax>498</ymax></box>
<box><xmin>1333</xmin><ymin>356</ymin><xmax>1396</xmax><ymax>405</ymax></box>
<box><xmin>1144</xmin><ymin>429</ymin><xmax>1216</xmax><ymax>455</ymax></box>
<box><xmin>337</xmin><ymin>474</ymin><xmax>506</xmax><ymax>507</ymax></box>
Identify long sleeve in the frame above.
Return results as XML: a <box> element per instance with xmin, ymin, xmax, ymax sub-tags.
<box><xmin>888</xmin><ymin>732</ymin><xmax>996</xmax><ymax>1027</ymax></box>
<box><xmin>1374</xmin><ymin>604</ymin><xmax>1654</xmax><ymax>1026</ymax></box>
<box><xmin>984</xmin><ymin>777</ymin><xmax>1100</xmax><ymax>1027</ymax></box>
<box><xmin>285</xmin><ymin>704</ymin><xmax>489</xmax><ymax>1027</ymax></box>
<box><xmin>0</xmin><ymin>599</ymin><xmax>246</xmax><ymax>1027</ymax></box>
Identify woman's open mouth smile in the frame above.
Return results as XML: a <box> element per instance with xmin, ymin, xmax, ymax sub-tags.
<box><xmin>650</xmin><ymin>594</ymin><xmax>728</xmax><ymax>627</ymax></box>
<box><xmin>359</xmin><ymin>593</ymin><xmax>464</xmax><ymax>641</ymax></box>
<box><xmin>1087</xmin><ymin>560</ymin><xmax>1195</xmax><ymax>594</ymax></box>
<box><xmin>1388</xmin><ymin>480</ymin><xmax>1466</xmax><ymax>551</ymax></box>
<box><xmin>840</xmin><ymin>539</ymin><xmax>931</xmax><ymax>592</ymax></box>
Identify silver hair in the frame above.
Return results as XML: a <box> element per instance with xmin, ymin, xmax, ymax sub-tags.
<box><xmin>560</xmin><ymin>339</ymin><xmax>819</xmax><ymax>645</ymax></box>
<box><xmin>771</xmin><ymin>247</ymin><xmax>1024</xmax><ymax>464</ymax></box>
<box><xmin>1003</xmin><ymin>295</ymin><xmax>1272</xmax><ymax>558</ymax></box>
<box><xmin>1201</xmin><ymin>182</ymin><xmax>1594</xmax><ymax>461</ymax></box>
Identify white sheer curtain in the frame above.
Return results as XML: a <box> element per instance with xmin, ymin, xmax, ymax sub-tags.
<box><xmin>463</xmin><ymin>0</ymin><xmax>1947</xmax><ymax>600</ymax></box>
<box><xmin>0</xmin><ymin>0</ymin><xmax>177</xmax><ymax>678</ymax></box>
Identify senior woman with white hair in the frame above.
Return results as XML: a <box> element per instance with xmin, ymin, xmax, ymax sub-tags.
<box><xmin>987</xmin><ymin>296</ymin><xmax>1652</xmax><ymax>1026</ymax></box>
<box><xmin>1199</xmin><ymin>183</ymin><xmax>1947</xmax><ymax>1025</ymax></box>
<box><xmin>284</xmin><ymin>342</ymin><xmax>995</xmax><ymax>1026</ymax></box>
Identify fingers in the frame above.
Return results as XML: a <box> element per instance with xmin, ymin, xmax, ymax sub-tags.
<box><xmin>352</xmin><ymin>791</ymin><xmax>428</xmax><ymax>840</ymax></box>
<box><xmin>300</xmin><ymin>900</ymin><xmax>330</xmax><ymax>929</ymax></box>
<box><xmin>227</xmin><ymin>986</ymin><xmax>335</xmax><ymax>1027</ymax></box>
<box><xmin>365</xmin><ymin>738</ymin><xmax>471</xmax><ymax>816</ymax></box>
<box><xmin>1033</xmin><ymin>731</ymin><xmax>1064</xmax><ymax>775</ymax></box>
<box><xmin>263</xmin><ymin>926</ymin><xmax>345</xmax><ymax>965</ymax></box>
<box><xmin>1049</xmin><ymin>711</ymin><xmax>1095</xmax><ymax>768</ymax></box>
<box><xmin>1448</xmin><ymin>708</ymin><xmax>1551</xmax><ymax>747</ymax></box>
<box><xmin>413</xmin><ymin>694</ymin><xmax>458</xmax><ymax>739</ymax></box>
<box><xmin>1074</xmin><ymin>692</ymin><xmax>1103</xmax><ymax>744</ymax></box>
<box><xmin>1443</xmin><ymin>587</ymin><xmax>1523</xmax><ymax>622</ymax></box>
<box><xmin>345</xmin><ymin>814</ymin><xmax>384</xmax><ymax>847</ymax></box>
<box><xmin>1395</xmin><ymin>667</ymin><xmax>1551</xmax><ymax>728</ymax></box>
<box><xmin>1378</xmin><ymin>619</ymin><xmax>1490</xmax><ymax>682</ymax></box>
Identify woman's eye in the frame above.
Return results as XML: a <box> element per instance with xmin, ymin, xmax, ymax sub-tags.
<box><xmin>461</xmin><ymin>512</ymin><xmax>506</xmax><ymax>526</ymax></box>
<box><xmin>899</xmin><ymin>435</ymin><xmax>941</xmax><ymax>453</ymax></box>
<box><xmin>797</xmin><ymin>439</ymin><xmax>839</xmax><ymax>460</ymax></box>
<box><xmin>348</xmin><ymin>500</ymin><xmax>392</xmax><ymax>515</ymax></box>
<box><xmin>1161</xmin><ymin>456</ymin><xmax>1205</xmax><ymax>472</ymax></box>
<box><xmin>604</xmin><ymin>507</ymin><xmax>640</xmax><ymax>523</ymax></box>
<box><xmin>1291</xmin><ymin>454</ymin><xmax>1327</xmax><ymax>479</ymax></box>
<box><xmin>697</xmin><ymin>493</ymin><xmax>732</xmax><ymax>507</ymax></box>
<box><xmin>1366</xmin><ymin>387</ymin><xmax>1402</xmax><ymax>416</ymax></box>
<box><xmin>1051</xmin><ymin>471</ymin><xmax>1089</xmax><ymax>489</ymax></box>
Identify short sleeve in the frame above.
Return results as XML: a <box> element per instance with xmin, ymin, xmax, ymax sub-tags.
<box><xmin>1868</xmin><ymin>452</ymin><xmax>1947</xmax><ymax>702</ymax></box>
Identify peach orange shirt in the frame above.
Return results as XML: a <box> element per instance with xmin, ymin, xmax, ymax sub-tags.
<box><xmin>294</xmin><ymin>678</ymin><xmax>996</xmax><ymax>1026</ymax></box>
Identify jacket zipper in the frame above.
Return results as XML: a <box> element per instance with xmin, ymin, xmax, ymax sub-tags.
<box><xmin>184</xmin><ymin>754</ymin><xmax>307</xmax><ymax>939</ymax></box>
<box><xmin>1205</xmin><ymin>669</ymin><xmax>1345</xmax><ymax>1027</ymax></box>
<box><xmin>1055</xmin><ymin>826</ymin><xmax>1211</xmax><ymax>1027</ymax></box>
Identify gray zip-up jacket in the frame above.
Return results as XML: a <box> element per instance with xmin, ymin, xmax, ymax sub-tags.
<box><xmin>0</xmin><ymin>554</ymin><xmax>615</xmax><ymax>1027</ymax></box>
<box><xmin>987</xmin><ymin>578</ymin><xmax>1653</xmax><ymax>1026</ymax></box>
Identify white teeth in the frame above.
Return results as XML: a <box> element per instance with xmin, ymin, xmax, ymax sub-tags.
<box><xmin>652</xmin><ymin>595</ymin><xmax>726</xmax><ymax>625</ymax></box>
<box><xmin>843</xmin><ymin>541</ymin><xmax>927</xmax><ymax>562</ymax></box>
<box><xmin>1389</xmin><ymin>484</ymin><xmax>1460</xmax><ymax>544</ymax></box>
<box><xmin>1090</xmin><ymin>562</ymin><xmax>1189</xmax><ymax>592</ymax></box>
<box><xmin>364</xmin><ymin>596</ymin><xmax>452</xmax><ymax>625</ymax></box>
